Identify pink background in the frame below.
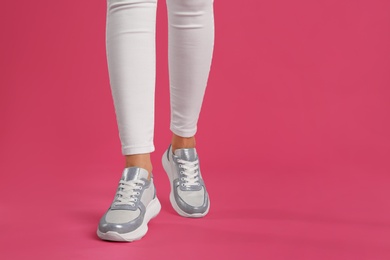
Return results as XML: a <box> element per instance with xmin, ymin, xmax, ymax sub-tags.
<box><xmin>1</xmin><ymin>0</ymin><xmax>390</xmax><ymax>259</ymax></box>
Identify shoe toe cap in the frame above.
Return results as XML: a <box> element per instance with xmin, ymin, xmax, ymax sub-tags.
<box><xmin>175</xmin><ymin>186</ymin><xmax>209</xmax><ymax>215</ymax></box>
<box><xmin>98</xmin><ymin>209</ymin><xmax>143</xmax><ymax>234</ymax></box>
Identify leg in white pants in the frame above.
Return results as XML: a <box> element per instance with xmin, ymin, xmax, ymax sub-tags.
<box><xmin>106</xmin><ymin>0</ymin><xmax>214</xmax><ymax>155</ymax></box>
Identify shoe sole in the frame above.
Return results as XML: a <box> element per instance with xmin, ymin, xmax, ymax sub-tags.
<box><xmin>162</xmin><ymin>149</ymin><xmax>210</xmax><ymax>218</ymax></box>
<box><xmin>97</xmin><ymin>197</ymin><xmax>161</xmax><ymax>242</ymax></box>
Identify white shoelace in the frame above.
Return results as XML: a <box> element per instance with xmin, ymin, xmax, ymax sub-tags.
<box><xmin>178</xmin><ymin>159</ymin><xmax>200</xmax><ymax>187</ymax></box>
<box><xmin>114</xmin><ymin>179</ymin><xmax>145</xmax><ymax>206</ymax></box>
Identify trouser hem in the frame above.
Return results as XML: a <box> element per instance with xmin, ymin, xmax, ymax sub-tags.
<box><xmin>122</xmin><ymin>144</ymin><xmax>155</xmax><ymax>155</ymax></box>
<box><xmin>170</xmin><ymin>126</ymin><xmax>197</xmax><ymax>138</ymax></box>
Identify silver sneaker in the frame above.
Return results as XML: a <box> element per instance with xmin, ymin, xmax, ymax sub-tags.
<box><xmin>97</xmin><ymin>167</ymin><xmax>161</xmax><ymax>242</ymax></box>
<box><xmin>162</xmin><ymin>145</ymin><xmax>210</xmax><ymax>217</ymax></box>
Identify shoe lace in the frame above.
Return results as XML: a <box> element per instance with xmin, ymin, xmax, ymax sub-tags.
<box><xmin>178</xmin><ymin>159</ymin><xmax>200</xmax><ymax>187</ymax></box>
<box><xmin>114</xmin><ymin>179</ymin><xmax>145</xmax><ymax>207</ymax></box>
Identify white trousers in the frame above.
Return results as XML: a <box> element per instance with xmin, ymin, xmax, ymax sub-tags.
<box><xmin>106</xmin><ymin>0</ymin><xmax>215</xmax><ymax>155</ymax></box>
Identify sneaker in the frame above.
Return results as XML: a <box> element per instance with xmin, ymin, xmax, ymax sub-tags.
<box><xmin>97</xmin><ymin>167</ymin><xmax>161</xmax><ymax>242</ymax></box>
<box><xmin>162</xmin><ymin>144</ymin><xmax>210</xmax><ymax>217</ymax></box>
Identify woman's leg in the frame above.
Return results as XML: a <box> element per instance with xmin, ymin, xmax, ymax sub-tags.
<box><xmin>106</xmin><ymin>0</ymin><xmax>158</xmax><ymax>173</ymax></box>
<box><xmin>166</xmin><ymin>0</ymin><xmax>214</xmax><ymax>151</ymax></box>
<box><xmin>97</xmin><ymin>1</ymin><xmax>161</xmax><ymax>243</ymax></box>
<box><xmin>162</xmin><ymin>0</ymin><xmax>214</xmax><ymax>218</ymax></box>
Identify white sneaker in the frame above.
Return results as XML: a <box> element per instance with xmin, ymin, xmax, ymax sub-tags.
<box><xmin>162</xmin><ymin>145</ymin><xmax>210</xmax><ymax>217</ymax></box>
<box><xmin>97</xmin><ymin>167</ymin><xmax>161</xmax><ymax>242</ymax></box>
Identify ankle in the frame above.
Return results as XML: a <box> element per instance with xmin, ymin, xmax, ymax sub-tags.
<box><xmin>125</xmin><ymin>153</ymin><xmax>153</xmax><ymax>177</ymax></box>
<box><xmin>171</xmin><ymin>134</ymin><xmax>196</xmax><ymax>153</ymax></box>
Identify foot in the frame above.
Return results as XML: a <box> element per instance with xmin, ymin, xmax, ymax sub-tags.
<box><xmin>97</xmin><ymin>167</ymin><xmax>161</xmax><ymax>242</ymax></box>
<box><xmin>162</xmin><ymin>144</ymin><xmax>210</xmax><ymax>218</ymax></box>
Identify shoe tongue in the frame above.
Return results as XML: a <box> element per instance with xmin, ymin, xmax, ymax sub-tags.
<box><xmin>121</xmin><ymin>167</ymin><xmax>149</xmax><ymax>181</ymax></box>
<box><xmin>174</xmin><ymin>148</ymin><xmax>197</xmax><ymax>161</ymax></box>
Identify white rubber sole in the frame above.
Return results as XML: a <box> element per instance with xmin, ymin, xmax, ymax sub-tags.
<box><xmin>162</xmin><ymin>150</ymin><xmax>210</xmax><ymax>218</ymax></box>
<box><xmin>97</xmin><ymin>197</ymin><xmax>161</xmax><ymax>242</ymax></box>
